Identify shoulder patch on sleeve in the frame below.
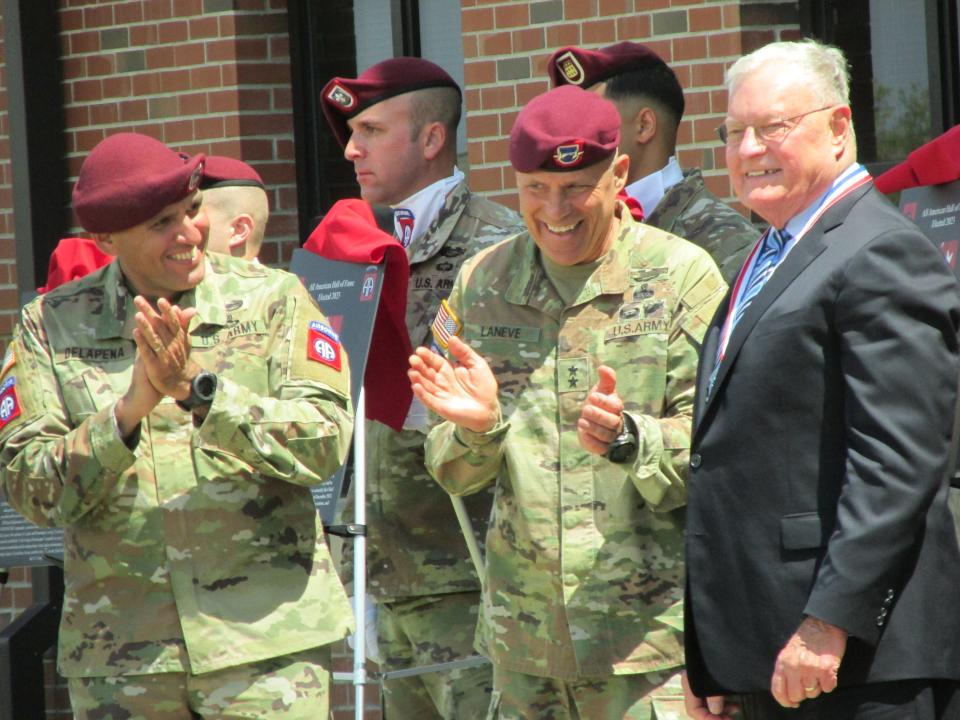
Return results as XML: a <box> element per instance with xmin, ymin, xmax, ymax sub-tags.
<box><xmin>288</xmin><ymin>295</ymin><xmax>351</xmax><ymax>398</ymax></box>
<box><xmin>306</xmin><ymin>321</ymin><xmax>342</xmax><ymax>371</ymax></box>
<box><xmin>0</xmin><ymin>376</ymin><xmax>22</xmax><ymax>431</ymax></box>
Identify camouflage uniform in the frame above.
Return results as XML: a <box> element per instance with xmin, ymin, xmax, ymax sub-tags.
<box><xmin>0</xmin><ymin>254</ymin><xmax>354</xmax><ymax>712</ymax></box>
<box><xmin>424</xmin><ymin>209</ymin><xmax>726</xmax><ymax>717</ymax></box>
<box><xmin>345</xmin><ymin>179</ymin><xmax>520</xmax><ymax>719</ymax></box>
<box><xmin>643</xmin><ymin>167</ymin><xmax>758</xmax><ymax>283</ymax></box>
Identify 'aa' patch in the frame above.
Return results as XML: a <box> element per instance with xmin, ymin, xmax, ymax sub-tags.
<box><xmin>555</xmin><ymin>51</ymin><xmax>585</xmax><ymax>85</ymax></box>
<box><xmin>326</xmin><ymin>83</ymin><xmax>357</xmax><ymax>112</ymax></box>
<box><xmin>431</xmin><ymin>299</ymin><xmax>462</xmax><ymax>351</ymax></box>
<box><xmin>394</xmin><ymin>208</ymin><xmax>415</xmax><ymax>248</ymax></box>
<box><xmin>0</xmin><ymin>376</ymin><xmax>21</xmax><ymax>430</ymax></box>
<box><xmin>360</xmin><ymin>267</ymin><xmax>378</xmax><ymax>302</ymax></box>
<box><xmin>553</xmin><ymin>141</ymin><xmax>584</xmax><ymax>168</ymax></box>
<box><xmin>307</xmin><ymin>321</ymin><xmax>342</xmax><ymax>371</ymax></box>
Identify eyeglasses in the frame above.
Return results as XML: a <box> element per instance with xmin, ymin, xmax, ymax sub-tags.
<box><xmin>716</xmin><ymin>105</ymin><xmax>836</xmax><ymax>146</ymax></box>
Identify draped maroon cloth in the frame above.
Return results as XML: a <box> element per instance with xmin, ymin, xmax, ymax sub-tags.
<box><xmin>875</xmin><ymin>124</ymin><xmax>960</xmax><ymax>193</ymax></box>
<box><xmin>304</xmin><ymin>199</ymin><xmax>412</xmax><ymax>432</ymax></box>
<box><xmin>38</xmin><ymin>237</ymin><xmax>112</xmax><ymax>293</ymax></box>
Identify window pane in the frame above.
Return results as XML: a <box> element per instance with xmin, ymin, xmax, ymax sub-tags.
<box><xmin>868</xmin><ymin>0</ymin><xmax>935</xmax><ymax>161</ymax></box>
<box><xmin>419</xmin><ymin>0</ymin><xmax>467</xmax><ymax>157</ymax></box>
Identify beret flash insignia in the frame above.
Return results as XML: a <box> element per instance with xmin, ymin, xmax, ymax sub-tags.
<box><xmin>326</xmin><ymin>83</ymin><xmax>357</xmax><ymax>112</ymax></box>
<box><xmin>553</xmin><ymin>141</ymin><xmax>585</xmax><ymax>168</ymax></box>
<box><xmin>555</xmin><ymin>51</ymin><xmax>585</xmax><ymax>85</ymax></box>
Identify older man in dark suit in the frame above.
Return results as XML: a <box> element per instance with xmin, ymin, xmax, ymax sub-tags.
<box><xmin>682</xmin><ymin>39</ymin><xmax>960</xmax><ymax>720</ymax></box>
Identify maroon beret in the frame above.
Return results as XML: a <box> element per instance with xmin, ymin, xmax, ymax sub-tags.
<box><xmin>875</xmin><ymin>125</ymin><xmax>960</xmax><ymax>193</ymax></box>
<box><xmin>199</xmin><ymin>155</ymin><xmax>265</xmax><ymax>190</ymax></box>
<box><xmin>321</xmin><ymin>57</ymin><xmax>461</xmax><ymax>147</ymax></box>
<box><xmin>509</xmin><ymin>85</ymin><xmax>620</xmax><ymax>173</ymax></box>
<box><xmin>72</xmin><ymin>133</ymin><xmax>205</xmax><ymax>233</ymax></box>
<box><xmin>548</xmin><ymin>41</ymin><xmax>667</xmax><ymax>88</ymax></box>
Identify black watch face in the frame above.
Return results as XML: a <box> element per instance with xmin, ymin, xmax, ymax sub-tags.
<box><xmin>608</xmin><ymin>439</ymin><xmax>637</xmax><ymax>464</ymax></box>
<box><xmin>195</xmin><ymin>372</ymin><xmax>216</xmax><ymax>400</ymax></box>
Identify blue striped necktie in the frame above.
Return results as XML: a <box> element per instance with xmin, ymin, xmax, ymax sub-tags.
<box><xmin>733</xmin><ymin>227</ymin><xmax>789</xmax><ymax>329</ymax></box>
<box><xmin>707</xmin><ymin>227</ymin><xmax>789</xmax><ymax>395</ymax></box>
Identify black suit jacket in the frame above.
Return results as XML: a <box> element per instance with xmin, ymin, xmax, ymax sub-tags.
<box><xmin>684</xmin><ymin>183</ymin><xmax>960</xmax><ymax>696</ymax></box>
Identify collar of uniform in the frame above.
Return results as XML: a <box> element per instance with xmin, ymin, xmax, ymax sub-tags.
<box><xmin>95</xmin><ymin>260</ymin><xmax>132</xmax><ymax>340</ymax></box>
<box><xmin>181</xmin><ymin>256</ymin><xmax>229</xmax><ymax>329</ymax></box>
<box><xmin>93</xmin><ymin>257</ymin><xmax>229</xmax><ymax>341</ymax></box>
<box><xmin>624</xmin><ymin>155</ymin><xmax>683</xmax><ymax>218</ymax></box>
<box><xmin>504</xmin><ymin>208</ymin><xmax>633</xmax><ymax>308</ymax></box>
<box><xmin>584</xmin><ymin>207</ymin><xmax>632</xmax><ymax>301</ymax></box>
<box><xmin>407</xmin><ymin>178</ymin><xmax>471</xmax><ymax>265</ymax></box>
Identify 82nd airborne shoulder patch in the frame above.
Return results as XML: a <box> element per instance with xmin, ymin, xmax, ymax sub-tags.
<box><xmin>307</xmin><ymin>321</ymin><xmax>342</xmax><ymax>371</ymax></box>
<box><xmin>0</xmin><ymin>376</ymin><xmax>22</xmax><ymax>431</ymax></box>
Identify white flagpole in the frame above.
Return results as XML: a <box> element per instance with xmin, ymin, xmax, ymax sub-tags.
<box><xmin>352</xmin><ymin>386</ymin><xmax>367</xmax><ymax>720</ymax></box>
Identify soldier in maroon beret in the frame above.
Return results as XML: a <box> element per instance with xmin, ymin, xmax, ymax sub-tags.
<box><xmin>409</xmin><ymin>84</ymin><xmax>725</xmax><ymax>719</ymax></box>
<box><xmin>73</xmin><ymin>131</ymin><xmax>208</xmax><ymax>298</ymax></box>
<box><xmin>320</xmin><ymin>57</ymin><xmax>521</xmax><ymax>720</ymax></box>
<box><xmin>2</xmin><ymin>131</ymin><xmax>357</xmax><ymax>718</ymax></box>
<box><xmin>548</xmin><ymin>41</ymin><xmax>758</xmax><ymax>283</ymax></box>
<box><xmin>199</xmin><ymin>155</ymin><xmax>269</xmax><ymax>261</ymax></box>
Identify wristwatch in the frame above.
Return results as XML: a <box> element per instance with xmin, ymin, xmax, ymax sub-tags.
<box><xmin>176</xmin><ymin>370</ymin><xmax>218</xmax><ymax>412</ymax></box>
<box><xmin>605</xmin><ymin>413</ymin><xmax>638</xmax><ymax>464</ymax></box>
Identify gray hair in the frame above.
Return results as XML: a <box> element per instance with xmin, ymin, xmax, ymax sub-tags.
<box><xmin>726</xmin><ymin>39</ymin><xmax>851</xmax><ymax>107</ymax></box>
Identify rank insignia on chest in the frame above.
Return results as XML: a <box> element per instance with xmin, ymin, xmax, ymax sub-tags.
<box><xmin>0</xmin><ymin>376</ymin><xmax>21</xmax><ymax>430</ymax></box>
<box><xmin>307</xmin><ymin>321</ymin><xmax>342</xmax><ymax>371</ymax></box>
<box><xmin>431</xmin><ymin>299</ymin><xmax>462</xmax><ymax>351</ymax></box>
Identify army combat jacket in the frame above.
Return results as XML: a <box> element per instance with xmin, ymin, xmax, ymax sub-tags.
<box><xmin>0</xmin><ymin>255</ymin><xmax>354</xmax><ymax>677</ymax></box>
<box><xmin>644</xmin><ymin>167</ymin><xmax>759</xmax><ymax>284</ymax></box>
<box><xmin>356</xmin><ymin>180</ymin><xmax>521</xmax><ymax>600</ymax></box>
<box><xmin>425</xmin><ymin>209</ymin><xmax>726</xmax><ymax>680</ymax></box>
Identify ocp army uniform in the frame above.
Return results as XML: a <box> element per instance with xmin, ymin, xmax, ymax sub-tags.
<box><xmin>359</xmin><ymin>179</ymin><xmax>520</xmax><ymax>717</ymax></box>
<box><xmin>642</xmin><ymin>167</ymin><xmax>758</xmax><ymax>284</ymax></box>
<box><xmin>424</xmin><ymin>208</ymin><xmax>725</xmax><ymax>717</ymax></box>
<box><xmin>0</xmin><ymin>254</ymin><xmax>354</xmax><ymax>707</ymax></box>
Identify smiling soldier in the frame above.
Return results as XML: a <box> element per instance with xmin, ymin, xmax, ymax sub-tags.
<box><xmin>0</xmin><ymin>132</ymin><xmax>354</xmax><ymax>719</ymax></box>
<box><xmin>408</xmin><ymin>85</ymin><xmax>726</xmax><ymax>719</ymax></box>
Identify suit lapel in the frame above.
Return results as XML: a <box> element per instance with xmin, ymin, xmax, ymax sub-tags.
<box><xmin>695</xmin><ymin>183</ymin><xmax>874</xmax><ymax>430</ymax></box>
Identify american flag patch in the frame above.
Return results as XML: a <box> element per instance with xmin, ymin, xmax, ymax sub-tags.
<box><xmin>431</xmin><ymin>299</ymin><xmax>462</xmax><ymax>350</ymax></box>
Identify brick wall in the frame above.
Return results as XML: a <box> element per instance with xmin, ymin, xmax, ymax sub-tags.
<box><xmin>461</xmin><ymin>0</ymin><xmax>802</xmax><ymax>215</ymax></box>
<box><xmin>59</xmin><ymin>0</ymin><xmax>298</xmax><ymax>267</ymax></box>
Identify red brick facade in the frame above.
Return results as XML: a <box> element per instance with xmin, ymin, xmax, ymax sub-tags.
<box><xmin>462</xmin><ymin>0</ymin><xmax>802</xmax><ymax>212</ymax></box>
<box><xmin>0</xmin><ymin>2</ymin><xmax>803</xmax><ymax>718</ymax></box>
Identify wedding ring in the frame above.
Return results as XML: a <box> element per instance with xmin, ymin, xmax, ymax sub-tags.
<box><xmin>804</xmin><ymin>683</ymin><xmax>818</xmax><ymax>693</ymax></box>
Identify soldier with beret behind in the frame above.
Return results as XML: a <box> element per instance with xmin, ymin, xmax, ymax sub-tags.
<box><xmin>409</xmin><ymin>85</ymin><xmax>726</xmax><ymax>718</ymax></box>
<box><xmin>548</xmin><ymin>42</ymin><xmax>758</xmax><ymax>283</ymax></box>
<box><xmin>0</xmin><ymin>132</ymin><xmax>355</xmax><ymax>718</ymax></box>
<box><xmin>321</xmin><ymin>57</ymin><xmax>521</xmax><ymax>719</ymax></box>
<box><xmin>200</xmin><ymin>155</ymin><xmax>270</xmax><ymax>261</ymax></box>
